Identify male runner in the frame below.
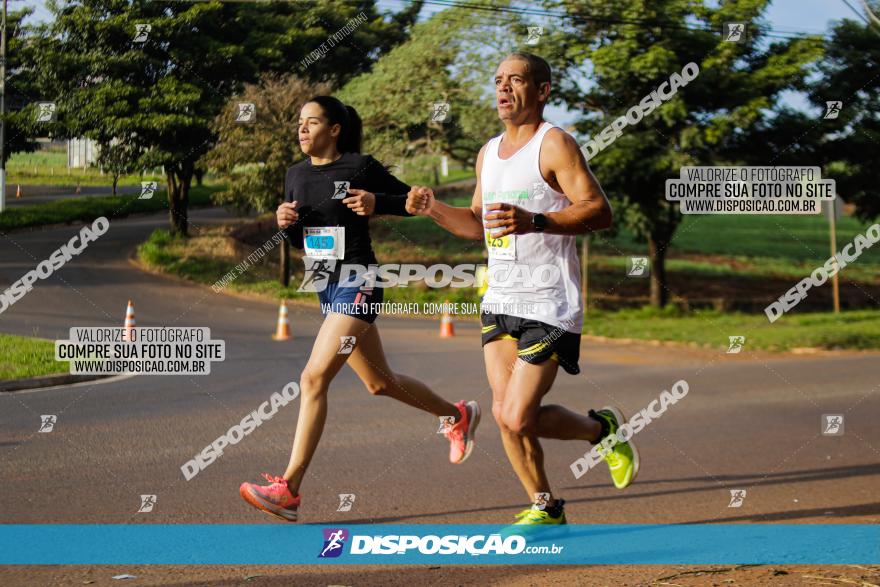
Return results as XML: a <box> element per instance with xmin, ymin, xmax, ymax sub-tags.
<box><xmin>406</xmin><ymin>52</ymin><xmax>639</xmax><ymax>524</ymax></box>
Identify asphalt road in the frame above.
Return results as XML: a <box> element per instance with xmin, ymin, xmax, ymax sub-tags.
<box><xmin>1</xmin><ymin>208</ymin><xmax>878</xmax><ymax>585</ymax></box>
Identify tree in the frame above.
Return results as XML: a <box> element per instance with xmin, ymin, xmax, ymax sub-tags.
<box><xmin>205</xmin><ymin>75</ymin><xmax>331</xmax><ymax>286</ymax></box>
<box><xmin>33</xmin><ymin>0</ymin><xmax>419</xmax><ymax>236</ymax></box>
<box><xmin>733</xmin><ymin>15</ymin><xmax>879</xmax><ymax>222</ymax></box>
<box><xmin>542</xmin><ymin>0</ymin><xmax>822</xmax><ymax>307</ymax></box>
<box><xmin>2</xmin><ymin>7</ymin><xmax>42</xmax><ymax>167</ymax></box>
<box><xmin>808</xmin><ymin>17</ymin><xmax>880</xmax><ymax>221</ymax></box>
<box><xmin>339</xmin><ymin>5</ymin><xmax>511</xmax><ymax>175</ymax></box>
<box><xmin>95</xmin><ymin>137</ymin><xmax>142</xmax><ymax>196</ymax></box>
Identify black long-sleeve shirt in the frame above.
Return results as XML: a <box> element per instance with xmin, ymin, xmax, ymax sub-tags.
<box><xmin>283</xmin><ymin>152</ymin><xmax>412</xmax><ymax>283</ymax></box>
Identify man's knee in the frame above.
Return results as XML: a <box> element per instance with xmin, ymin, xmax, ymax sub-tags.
<box><xmin>501</xmin><ymin>405</ymin><xmax>536</xmax><ymax>436</ymax></box>
<box><xmin>492</xmin><ymin>400</ymin><xmax>506</xmax><ymax>428</ymax></box>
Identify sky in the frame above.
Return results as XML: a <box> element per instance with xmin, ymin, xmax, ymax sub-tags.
<box><xmin>12</xmin><ymin>0</ymin><xmax>867</xmax><ymax>124</ymax></box>
<box><xmin>378</xmin><ymin>0</ymin><xmax>866</xmax><ymax>125</ymax></box>
<box><xmin>399</xmin><ymin>0</ymin><xmax>860</xmax><ymax>32</ymax></box>
<box><xmin>14</xmin><ymin>0</ymin><xmax>860</xmax><ymax>37</ymax></box>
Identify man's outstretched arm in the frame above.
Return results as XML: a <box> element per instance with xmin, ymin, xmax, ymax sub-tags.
<box><xmin>406</xmin><ymin>145</ymin><xmax>487</xmax><ymax>241</ymax></box>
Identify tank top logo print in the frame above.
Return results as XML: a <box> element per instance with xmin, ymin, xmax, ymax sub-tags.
<box><xmin>481</xmin><ymin>185</ymin><xmax>549</xmax><ymax>205</ymax></box>
<box><xmin>531</xmin><ymin>181</ymin><xmax>547</xmax><ymax>200</ymax></box>
<box><xmin>483</xmin><ymin>189</ymin><xmax>529</xmax><ymax>203</ymax></box>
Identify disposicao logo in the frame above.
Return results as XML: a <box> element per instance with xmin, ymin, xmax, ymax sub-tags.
<box><xmin>319</xmin><ymin>528</ymin><xmax>349</xmax><ymax>558</ymax></box>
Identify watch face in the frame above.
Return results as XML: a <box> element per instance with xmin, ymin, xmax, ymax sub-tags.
<box><xmin>533</xmin><ymin>213</ymin><xmax>547</xmax><ymax>231</ymax></box>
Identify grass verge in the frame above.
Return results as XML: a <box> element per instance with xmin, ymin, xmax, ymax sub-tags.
<box><xmin>584</xmin><ymin>306</ymin><xmax>880</xmax><ymax>351</ymax></box>
<box><xmin>0</xmin><ymin>333</ymin><xmax>67</xmax><ymax>380</ymax></box>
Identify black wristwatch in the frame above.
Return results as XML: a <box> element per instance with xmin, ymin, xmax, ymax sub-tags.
<box><xmin>532</xmin><ymin>213</ymin><xmax>547</xmax><ymax>233</ymax></box>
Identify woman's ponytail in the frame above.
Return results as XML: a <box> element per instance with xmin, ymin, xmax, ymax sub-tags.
<box><xmin>340</xmin><ymin>105</ymin><xmax>362</xmax><ymax>154</ymax></box>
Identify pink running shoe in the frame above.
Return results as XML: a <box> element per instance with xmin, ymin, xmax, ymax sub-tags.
<box><xmin>445</xmin><ymin>400</ymin><xmax>481</xmax><ymax>464</ymax></box>
<box><xmin>239</xmin><ymin>473</ymin><xmax>301</xmax><ymax>522</ymax></box>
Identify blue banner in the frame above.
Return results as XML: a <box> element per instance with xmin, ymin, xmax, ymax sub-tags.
<box><xmin>0</xmin><ymin>524</ymin><xmax>876</xmax><ymax>565</ymax></box>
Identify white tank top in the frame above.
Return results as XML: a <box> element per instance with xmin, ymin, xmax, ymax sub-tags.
<box><xmin>480</xmin><ymin>122</ymin><xmax>583</xmax><ymax>333</ymax></box>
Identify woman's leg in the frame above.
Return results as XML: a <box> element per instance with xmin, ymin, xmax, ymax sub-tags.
<box><xmin>283</xmin><ymin>312</ymin><xmax>371</xmax><ymax>494</ymax></box>
<box><xmin>344</xmin><ymin>322</ymin><xmax>459</xmax><ymax>418</ymax></box>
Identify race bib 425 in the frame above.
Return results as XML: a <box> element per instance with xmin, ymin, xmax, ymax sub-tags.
<box><xmin>486</xmin><ymin>230</ymin><xmax>516</xmax><ymax>260</ymax></box>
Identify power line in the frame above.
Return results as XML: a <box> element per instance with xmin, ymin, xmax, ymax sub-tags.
<box><xmin>841</xmin><ymin>0</ymin><xmax>871</xmax><ymax>24</ymax></box>
<box><xmin>405</xmin><ymin>0</ymin><xmax>830</xmax><ymax>41</ymax></box>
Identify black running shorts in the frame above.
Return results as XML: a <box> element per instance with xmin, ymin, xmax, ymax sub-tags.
<box><xmin>480</xmin><ymin>312</ymin><xmax>581</xmax><ymax>375</ymax></box>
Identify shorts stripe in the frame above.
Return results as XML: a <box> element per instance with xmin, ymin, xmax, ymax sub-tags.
<box><xmin>518</xmin><ymin>340</ymin><xmax>551</xmax><ymax>356</ymax></box>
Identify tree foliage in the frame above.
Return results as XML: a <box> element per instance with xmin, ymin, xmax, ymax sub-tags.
<box><xmin>542</xmin><ymin>0</ymin><xmax>823</xmax><ymax>306</ymax></box>
<box><xmin>32</xmin><ymin>0</ymin><xmax>416</xmax><ymax>235</ymax></box>
<box><xmin>338</xmin><ymin>3</ymin><xmax>514</xmax><ymax>174</ymax></box>
<box><xmin>2</xmin><ymin>7</ymin><xmax>42</xmax><ymax>164</ymax></box>
<box><xmin>205</xmin><ymin>75</ymin><xmax>331</xmax><ymax>215</ymax></box>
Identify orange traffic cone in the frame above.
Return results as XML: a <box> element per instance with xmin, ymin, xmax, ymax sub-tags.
<box><xmin>439</xmin><ymin>300</ymin><xmax>455</xmax><ymax>338</ymax></box>
<box><xmin>123</xmin><ymin>299</ymin><xmax>136</xmax><ymax>341</ymax></box>
<box><xmin>15</xmin><ymin>184</ymin><xmax>22</xmax><ymax>198</ymax></box>
<box><xmin>272</xmin><ymin>300</ymin><xmax>291</xmax><ymax>340</ymax></box>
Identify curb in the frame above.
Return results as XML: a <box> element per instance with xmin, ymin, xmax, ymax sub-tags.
<box><xmin>0</xmin><ymin>373</ymin><xmax>114</xmax><ymax>392</ymax></box>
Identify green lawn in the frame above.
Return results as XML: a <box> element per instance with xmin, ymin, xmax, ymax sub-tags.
<box><xmin>392</xmin><ymin>154</ymin><xmax>474</xmax><ymax>187</ymax></box>
<box><xmin>6</xmin><ymin>149</ymin><xmax>166</xmax><ymax>187</ymax></box>
<box><xmin>6</xmin><ymin>150</ymin><xmax>222</xmax><ymax>188</ymax></box>
<box><xmin>584</xmin><ymin>307</ymin><xmax>880</xmax><ymax>351</ymax></box>
<box><xmin>382</xmin><ymin>196</ymin><xmax>880</xmax><ymax>284</ymax></box>
<box><xmin>0</xmin><ymin>185</ymin><xmax>222</xmax><ymax>232</ymax></box>
<box><xmin>0</xmin><ymin>333</ymin><xmax>67</xmax><ymax>380</ymax></box>
<box><xmin>439</xmin><ymin>191</ymin><xmax>880</xmax><ymax>274</ymax></box>
<box><xmin>594</xmin><ymin>213</ymin><xmax>879</xmax><ymax>265</ymax></box>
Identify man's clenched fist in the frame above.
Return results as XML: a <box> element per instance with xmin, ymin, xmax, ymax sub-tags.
<box><xmin>406</xmin><ymin>186</ymin><xmax>435</xmax><ymax>216</ymax></box>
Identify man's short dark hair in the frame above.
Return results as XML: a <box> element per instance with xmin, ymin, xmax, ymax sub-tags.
<box><xmin>504</xmin><ymin>52</ymin><xmax>552</xmax><ymax>87</ymax></box>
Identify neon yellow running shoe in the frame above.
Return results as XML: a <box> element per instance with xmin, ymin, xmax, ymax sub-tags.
<box><xmin>591</xmin><ymin>406</ymin><xmax>640</xmax><ymax>489</ymax></box>
<box><xmin>512</xmin><ymin>499</ymin><xmax>567</xmax><ymax>525</ymax></box>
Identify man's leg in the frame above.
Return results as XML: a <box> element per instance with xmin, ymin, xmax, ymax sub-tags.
<box><xmin>506</xmin><ymin>359</ymin><xmax>638</xmax><ymax>492</ymax></box>
<box><xmin>534</xmin><ymin>401</ymin><xmax>603</xmax><ymax>441</ymax></box>
<box><xmin>485</xmin><ymin>340</ymin><xmax>553</xmax><ymax>502</ymax></box>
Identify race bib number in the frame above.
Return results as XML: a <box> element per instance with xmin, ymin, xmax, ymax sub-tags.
<box><xmin>304</xmin><ymin>227</ymin><xmax>345</xmax><ymax>260</ymax></box>
<box><xmin>485</xmin><ymin>230</ymin><xmax>516</xmax><ymax>260</ymax></box>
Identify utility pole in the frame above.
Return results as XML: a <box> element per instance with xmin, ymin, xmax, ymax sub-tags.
<box><xmin>824</xmin><ymin>198</ymin><xmax>843</xmax><ymax>314</ymax></box>
<box><xmin>0</xmin><ymin>0</ymin><xmax>7</xmax><ymax>213</ymax></box>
